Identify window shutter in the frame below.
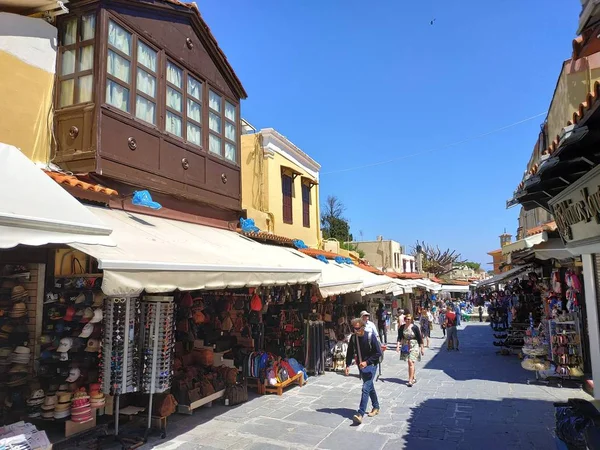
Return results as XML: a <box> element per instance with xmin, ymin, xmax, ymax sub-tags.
<box><xmin>282</xmin><ymin>175</ymin><xmax>293</xmax><ymax>224</ymax></box>
<box><xmin>302</xmin><ymin>185</ymin><xmax>310</xmax><ymax>228</ymax></box>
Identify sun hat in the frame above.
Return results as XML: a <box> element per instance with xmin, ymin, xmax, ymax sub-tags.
<box><xmin>74</xmin><ymin>293</ymin><xmax>87</xmax><ymax>304</ymax></box>
<box><xmin>359</xmin><ymin>310</ymin><xmax>370</xmax><ymax>317</ymax></box>
<box><xmin>9</xmin><ymin>302</ymin><xmax>27</xmax><ymax>318</ymax></box>
<box><xmin>79</xmin><ymin>323</ymin><xmax>94</xmax><ymax>339</ymax></box>
<box><xmin>9</xmin><ymin>364</ymin><xmax>29</xmax><ymax>374</ymax></box>
<box><xmin>92</xmin><ymin>292</ymin><xmax>104</xmax><ymax>307</ymax></box>
<box><xmin>81</xmin><ymin>307</ymin><xmax>94</xmax><ymax>323</ymax></box>
<box><xmin>65</xmin><ymin>367</ymin><xmax>80</xmax><ymax>383</ymax></box>
<box><xmin>85</xmin><ymin>338</ymin><xmax>100</xmax><ymax>353</ymax></box>
<box><xmin>6</xmin><ymin>373</ymin><xmax>29</xmax><ymax>386</ymax></box>
<box><xmin>11</xmin><ymin>286</ymin><xmax>28</xmax><ymax>300</ymax></box>
<box><xmin>57</xmin><ymin>392</ymin><xmax>72</xmax><ymax>404</ymax></box>
<box><xmin>90</xmin><ymin>308</ymin><xmax>103</xmax><ymax>323</ymax></box>
<box><xmin>57</xmin><ymin>337</ymin><xmax>73</xmax><ymax>353</ymax></box>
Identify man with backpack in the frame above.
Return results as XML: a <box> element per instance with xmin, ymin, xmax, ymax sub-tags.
<box><xmin>345</xmin><ymin>317</ymin><xmax>382</xmax><ymax>424</ymax></box>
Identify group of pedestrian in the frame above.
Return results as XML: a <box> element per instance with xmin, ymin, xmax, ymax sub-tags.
<box><xmin>344</xmin><ymin>300</ymin><xmax>463</xmax><ymax>424</ymax></box>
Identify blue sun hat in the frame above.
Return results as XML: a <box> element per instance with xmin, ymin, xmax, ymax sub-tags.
<box><xmin>132</xmin><ymin>190</ymin><xmax>161</xmax><ymax>209</ymax></box>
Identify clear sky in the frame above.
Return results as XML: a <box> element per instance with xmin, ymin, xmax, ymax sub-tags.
<box><xmin>199</xmin><ymin>0</ymin><xmax>580</xmax><ymax>268</ymax></box>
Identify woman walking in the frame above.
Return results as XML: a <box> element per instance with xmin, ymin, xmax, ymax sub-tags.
<box><xmin>396</xmin><ymin>314</ymin><xmax>424</xmax><ymax>387</ymax></box>
<box><xmin>439</xmin><ymin>307</ymin><xmax>447</xmax><ymax>337</ymax></box>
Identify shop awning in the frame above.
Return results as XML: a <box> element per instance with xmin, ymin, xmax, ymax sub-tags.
<box><xmin>531</xmin><ymin>239</ymin><xmax>573</xmax><ymax>261</ymax></box>
<box><xmin>344</xmin><ymin>265</ymin><xmax>396</xmax><ymax>295</ymax></box>
<box><xmin>71</xmin><ymin>206</ymin><xmax>322</xmax><ymax>296</ymax></box>
<box><xmin>316</xmin><ymin>261</ymin><xmax>364</xmax><ymax>298</ymax></box>
<box><xmin>502</xmin><ymin>232</ymin><xmax>548</xmax><ymax>255</ymax></box>
<box><xmin>412</xmin><ymin>278</ymin><xmax>442</xmax><ymax>292</ymax></box>
<box><xmin>440</xmin><ymin>285</ymin><xmax>470</xmax><ymax>293</ymax></box>
<box><xmin>476</xmin><ymin>265</ymin><xmax>531</xmax><ymax>287</ymax></box>
<box><xmin>0</xmin><ymin>144</ymin><xmax>114</xmax><ymax>249</ymax></box>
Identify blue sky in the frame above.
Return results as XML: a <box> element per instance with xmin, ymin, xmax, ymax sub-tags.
<box><xmin>199</xmin><ymin>0</ymin><xmax>579</xmax><ymax>268</ymax></box>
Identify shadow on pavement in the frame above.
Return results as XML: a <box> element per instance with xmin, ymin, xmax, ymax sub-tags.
<box><xmin>315</xmin><ymin>407</ymin><xmax>355</xmax><ymax>418</ymax></box>
<box><xmin>422</xmin><ymin>323</ymin><xmax>530</xmax><ymax>384</ymax></box>
<box><xmin>398</xmin><ymin>397</ymin><xmax>558</xmax><ymax>450</ymax></box>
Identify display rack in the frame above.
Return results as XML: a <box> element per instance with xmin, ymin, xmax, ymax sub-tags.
<box><xmin>548</xmin><ymin>312</ymin><xmax>585</xmax><ymax>386</ymax></box>
<box><xmin>140</xmin><ymin>296</ymin><xmax>175</xmax><ymax>438</ymax></box>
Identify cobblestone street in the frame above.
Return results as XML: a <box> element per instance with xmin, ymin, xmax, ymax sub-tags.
<box><xmin>146</xmin><ymin>323</ymin><xmax>591</xmax><ymax>450</ymax></box>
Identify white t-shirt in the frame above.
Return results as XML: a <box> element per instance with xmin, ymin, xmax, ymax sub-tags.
<box><xmin>364</xmin><ymin>319</ymin><xmax>381</xmax><ymax>343</ymax></box>
<box><xmin>426</xmin><ymin>312</ymin><xmax>433</xmax><ymax>322</ymax></box>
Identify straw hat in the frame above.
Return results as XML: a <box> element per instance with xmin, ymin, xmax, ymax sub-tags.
<box><xmin>9</xmin><ymin>302</ymin><xmax>27</xmax><ymax>318</ymax></box>
<box><xmin>11</xmin><ymin>286</ymin><xmax>28</xmax><ymax>300</ymax></box>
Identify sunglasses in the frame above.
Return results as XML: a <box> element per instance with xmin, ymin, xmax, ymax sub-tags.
<box><xmin>352</xmin><ymin>327</ymin><xmax>364</xmax><ymax>332</ymax></box>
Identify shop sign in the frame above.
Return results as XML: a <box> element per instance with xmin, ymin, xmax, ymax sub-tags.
<box><xmin>550</xmin><ymin>165</ymin><xmax>600</xmax><ymax>243</ymax></box>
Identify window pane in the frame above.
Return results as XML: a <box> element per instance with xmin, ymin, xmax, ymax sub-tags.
<box><xmin>108</xmin><ymin>20</ymin><xmax>132</xmax><ymax>55</ymax></box>
<box><xmin>137</xmin><ymin>69</ymin><xmax>156</xmax><ymax>97</ymax></box>
<box><xmin>81</xmin><ymin>14</ymin><xmax>95</xmax><ymax>41</ymax></box>
<box><xmin>209</xmin><ymin>112</ymin><xmax>221</xmax><ymax>133</ymax></box>
<box><xmin>225</xmin><ymin>101</ymin><xmax>236</xmax><ymax>121</ymax></box>
<box><xmin>225</xmin><ymin>142</ymin><xmax>236</xmax><ymax>162</ymax></box>
<box><xmin>167</xmin><ymin>62</ymin><xmax>182</xmax><ymax>88</ymax></box>
<box><xmin>78</xmin><ymin>75</ymin><xmax>93</xmax><ymax>103</ymax></box>
<box><xmin>188</xmin><ymin>77</ymin><xmax>202</xmax><ymax>101</ymax></box>
<box><xmin>60</xmin><ymin>49</ymin><xmax>75</xmax><ymax>75</ymax></box>
<box><xmin>209</xmin><ymin>90</ymin><xmax>221</xmax><ymax>112</ymax></box>
<box><xmin>59</xmin><ymin>79</ymin><xmax>74</xmax><ymax>107</ymax></box>
<box><xmin>136</xmin><ymin>96</ymin><xmax>155</xmax><ymax>125</ymax></box>
<box><xmin>79</xmin><ymin>45</ymin><xmax>94</xmax><ymax>71</ymax></box>
<box><xmin>138</xmin><ymin>42</ymin><xmax>157</xmax><ymax>72</ymax></box>
<box><xmin>62</xmin><ymin>18</ymin><xmax>77</xmax><ymax>45</ymax></box>
<box><xmin>106</xmin><ymin>79</ymin><xmax>130</xmax><ymax>112</ymax></box>
<box><xmin>166</xmin><ymin>111</ymin><xmax>182</xmax><ymax>137</ymax></box>
<box><xmin>209</xmin><ymin>134</ymin><xmax>221</xmax><ymax>155</ymax></box>
<box><xmin>187</xmin><ymin>99</ymin><xmax>201</xmax><ymax>123</ymax></box>
<box><xmin>225</xmin><ymin>122</ymin><xmax>236</xmax><ymax>142</ymax></box>
<box><xmin>166</xmin><ymin>87</ymin><xmax>182</xmax><ymax>112</ymax></box>
<box><xmin>187</xmin><ymin>123</ymin><xmax>201</xmax><ymax>147</ymax></box>
<box><xmin>107</xmin><ymin>50</ymin><xmax>131</xmax><ymax>83</ymax></box>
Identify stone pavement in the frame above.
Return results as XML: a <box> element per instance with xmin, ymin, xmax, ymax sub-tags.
<box><xmin>144</xmin><ymin>323</ymin><xmax>591</xmax><ymax>449</ymax></box>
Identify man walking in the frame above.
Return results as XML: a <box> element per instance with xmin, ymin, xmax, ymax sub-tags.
<box><xmin>345</xmin><ymin>318</ymin><xmax>382</xmax><ymax>424</ymax></box>
<box><xmin>445</xmin><ymin>303</ymin><xmax>459</xmax><ymax>351</ymax></box>
<box><xmin>360</xmin><ymin>310</ymin><xmax>380</xmax><ymax>344</ymax></box>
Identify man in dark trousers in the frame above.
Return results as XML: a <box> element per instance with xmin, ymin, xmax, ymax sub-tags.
<box><xmin>345</xmin><ymin>317</ymin><xmax>382</xmax><ymax>424</ymax></box>
<box><xmin>376</xmin><ymin>302</ymin><xmax>387</xmax><ymax>344</ymax></box>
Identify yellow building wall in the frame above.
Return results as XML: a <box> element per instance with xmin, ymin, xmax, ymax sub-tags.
<box><xmin>240</xmin><ymin>133</ymin><xmax>320</xmax><ymax>247</ymax></box>
<box><xmin>266</xmin><ymin>151</ymin><xmax>320</xmax><ymax>247</ymax></box>
<box><xmin>0</xmin><ymin>13</ymin><xmax>56</xmax><ymax>163</ymax></box>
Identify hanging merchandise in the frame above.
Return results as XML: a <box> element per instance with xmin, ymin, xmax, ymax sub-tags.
<box><xmin>551</xmin><ymin>270</ymin><xmax>562</xmax><ymax>294</ymax></box>
<box><xmin>304</xmin><ymin>320</ymin><xmax>326</xmax><ymax>375</ymax></box>
<box><xmin>565</xmin><ymin>270</ymin><xmax>582</xmax><ymax>312</ymax></box>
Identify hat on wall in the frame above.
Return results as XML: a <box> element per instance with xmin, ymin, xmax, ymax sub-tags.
<box><xmin>79</xmin><ymin>323</ymin><xmax>94</xmax><ymax>339</ymax></box>
<box><xmin>11</xmin><ymin>286</ymin><xmax>28</xmax><ymax>301</ymax></box>
<box><xmin>57</xmin><ymin>337</ymin><xmax>73</xmax><ymax>353</ymax></box>
<box><xmin>92</xmin><ymin>292</ymin><xmax>105</xmax><ymax>307</ymax></box>
<box><xmin>63</xmin><ymin>306</ymin><xmax>75</xmax><ymax>322</ymax></box>
<box><xmin>90</xmin><ymin>308</ymin><xmax>103</xmax><ymax>323</ymax></box>
<box><xmin>65</xmin><ymin>368</ymin><xmax>80</xmax><ymax>383</ymax></box>
<box><xmin>9</xmin><ymin>302</ymin><xmax>27</xmax><ymax>318</ymax></box>
<box><xmin>85</xmin><ymin>339</ymin><xmax>100</xmax><ymax>353</ymax></box>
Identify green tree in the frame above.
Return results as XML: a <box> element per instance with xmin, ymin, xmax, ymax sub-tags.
<box><xmin>321</xmin><ymin>196</ymin><xmax>365</xmax><ymax>257</ymax></box>
<box><xmin>462</xmin><ymin>261</ymin><xmax>481</xmax><ymax>272</ymax></box>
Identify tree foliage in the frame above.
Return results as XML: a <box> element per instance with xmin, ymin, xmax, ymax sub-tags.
<box><xmin>321</xmin><ymin>196</ymin><xmax>365</xmax><ymax>257</ymax></box>
<box><xmin>411</xmin><ymin>240</ymin><xmax>467</xmax><ymax>276</ymax></box>
<box><xmin>462</xmin><ymin>261</ymin><xmax>481</xmax><ymax>272</ymax></box>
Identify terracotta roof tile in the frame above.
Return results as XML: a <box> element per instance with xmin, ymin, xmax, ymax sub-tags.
<box><xmin>526</xmin><ymin>221</ymin><xmax>557</xmax><ymax>236</ymax></box>
<box><xmin>430</xmin><ymin>277</ymin><xmax>443</xmax><ymax>284</ymax></box>
<box><xmin>44</xmin><ymin>171</ymin><xmax>118</xmax><ymax>196</ymax></box>
<box><xmin>488</xmin><ymin>249</ymin><xmax>502</xmax><ymax>255</ymax></box>
<box><xmin>442</xmin><ymin>280</ymin><xmax>471</xmax><ymax>286</ymax></box>
<box><xmin>357</xmin><ymin>264</ymin><xmax>384</xmax><ymax>275</ymax></box>
<box><xmin>394</xmin><ymin>272</ymin><xmax>426</xmax><ymax>280</ymax></box>
<box><xmin>239</xmin><ymin>230</ymin><xmax>295</xmax><ymax>245</ymax></box>
<box><xmin>299</xmin><ymin>248</ymin><xmax>341</xmax><ymax>259</ymax></box>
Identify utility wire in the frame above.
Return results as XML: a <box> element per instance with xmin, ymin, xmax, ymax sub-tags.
<box><xmin>322</xmin><ymin>111</ymin><xmax>548</xmax><ymax>175</ymax></box>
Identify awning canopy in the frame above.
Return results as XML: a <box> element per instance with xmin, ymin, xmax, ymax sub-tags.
<box><xmin>411</xmin><ymin>278</ymin><xmax>441</xmax><ymax>292</ymax></box>
<box><xmin>440</xmin><ymin>285</ymin><xmax>470</xmax><ymax>293</ymax></box>
<box><xmin>72</xmin><ymin>206</ymin><xmax>322</xmax><ymax>296</ymax></box>
<box><xmin>476</xmin><ymin>265</ymin><xmax>531</xmax><ymax>287</ymax></box>
<box><xmin>0</xmin><ymin>144</ymin><xmax>114</xmax><ymax>249</ymax></box>
<box><xmin>344</xmin><ymin>265</ymin><xmax>396</xmax><ymax>295</ymax></box>
<box><xmin>502</xmin><ymin>232</ymin><xmax>547</xmax><ymax>255</ymax></box>
<box><xmin>315</xmin><ymin>261</ymin><xmax>363</xmax><ymax>298</ymax></box>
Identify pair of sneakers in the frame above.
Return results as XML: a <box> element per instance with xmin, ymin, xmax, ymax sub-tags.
<box><xmin>352</xmin><ymin>408</ymin><xmax>379</xmax><ymax>424</ymax></box>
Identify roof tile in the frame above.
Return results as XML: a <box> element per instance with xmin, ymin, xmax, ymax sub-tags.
<box><xmin>44</xmin><ymin>171</ymin><xmax>118</xmax><ymax>196</ymax></box>
<box><xmin>526</xmin><ymin>221</ymin><xmax>557</xmax><ymax>236</ymax></box>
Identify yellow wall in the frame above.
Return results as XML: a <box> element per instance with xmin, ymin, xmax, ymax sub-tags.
<box><xmin>0</xmin><ymin>13</ymin><xmax>56</xmax><ymax>163</ymax></box>
<box><xmin>240</xmin><ymin>133</ymin><xmax>321</xmax><ymax>247</ymax></box>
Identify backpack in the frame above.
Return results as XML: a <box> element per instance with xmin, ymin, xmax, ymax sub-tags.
<box><xmin>277</xmin><ymin>367</ymin><xmax>289</xmax><ymax>383</ymax></box>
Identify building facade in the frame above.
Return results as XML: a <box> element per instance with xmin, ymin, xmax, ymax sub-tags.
<box><xmin>240</xmin><ymin>127</ymin><xmax>321</xmax><ymax>247</ymax></box>
<box><xmin>351</xmin><ymin>238</ymin><xmax>416</xmax><ymax>273</ymax></box>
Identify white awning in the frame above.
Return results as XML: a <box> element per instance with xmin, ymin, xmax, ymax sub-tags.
<box><xmin>0</xmin><ymin>144</ymin><xmax>114</xmax><ymax>249</ymax></box>
<box><xmin>532</xmin><ymin>239</ymin><xmax>572</xmax><ymax>261</ymax></box>
<box><xmin>71</xmin><ymin>206</ymin><xmax>322</xmax><ymax>296</ymax></box>
<box><xmin>315</xmin><ymin>261</ymin><xmax>364</xmax><ymax>298</ymax></box>
<box><xmin>343</xmin><ymin>265</ymin><xmax>396</xmax><ymax>295</ymax></box>
<box><xmin>502</xmin><ymin>232</ymin><xmax>547</xmax><ymax>255</ymax></box>
<box><xmin>412</xmin><ymin>278</ymin><xmax>442</xmax><ymax>292</ymax></box>
<box><xmin>476</xmin><ymin>265</ymin><xmax>531</xmax><ymax>287</ymax></box>
<box><xmin>440</xmin><ymin>285</ymin><xmax>470</xmax><ymax>293</ymax></box>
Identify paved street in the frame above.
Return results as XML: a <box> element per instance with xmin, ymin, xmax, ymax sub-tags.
<box><xmin>146</xmin><ymin>323</ymin><xmax>591</xmax><ymax>450</ymax></box>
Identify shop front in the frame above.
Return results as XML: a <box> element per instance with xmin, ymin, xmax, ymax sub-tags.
<box><xmin>548</xmin><ymin>164</ymin><xmax>600</xmax><ymax>398</ymax></box>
